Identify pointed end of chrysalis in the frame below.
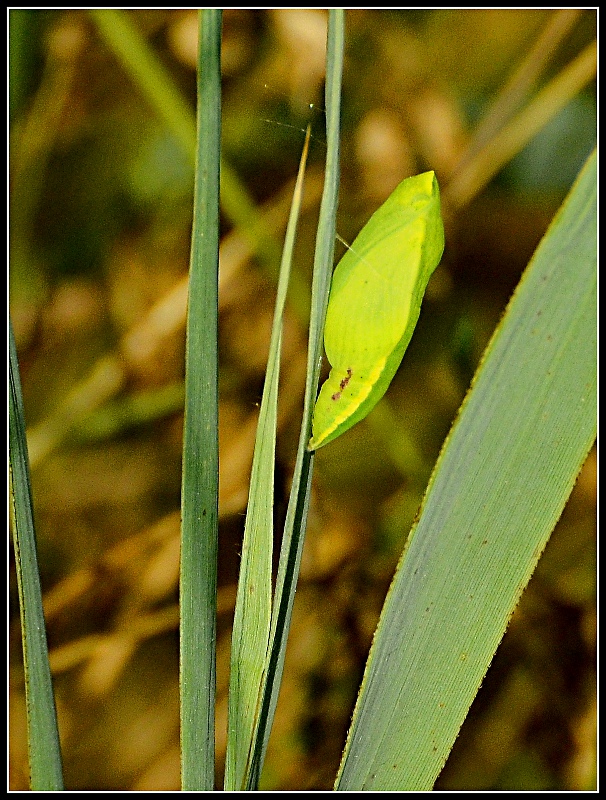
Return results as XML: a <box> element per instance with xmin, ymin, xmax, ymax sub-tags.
<box><xmin>307</xmin><ymin>426</ymin><xmax>334</xmax><ymax>451</ymax></box>
<box><xmin>307</xmin><ymin>432</ymin><xmax>320</xmax><ymax>451</ymax></box>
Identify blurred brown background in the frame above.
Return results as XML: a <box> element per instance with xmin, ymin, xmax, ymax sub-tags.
<box><xmin>9</xmin><ymin>9</ymin><xmax>596</xmax><ymax>791</ymax></box>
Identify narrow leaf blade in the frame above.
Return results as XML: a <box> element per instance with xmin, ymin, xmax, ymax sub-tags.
<box><xmin>243</xmin><ymin>9</ymin><xmax>346</xmax><ymax>789</ymax></box>
<box><xmin>179</xmin><ymin>10</ymin><xmax>222</xmax><ymax>791</ymax></box>
<box><xmin>9</xmin><ymin>322</ymin><xmax>64</xmax><ymax>790</ymax></box>
<box><xmin>225</xmin><ymin>128</ymin><xmax>311</xmax><ymax>791</ymax></box>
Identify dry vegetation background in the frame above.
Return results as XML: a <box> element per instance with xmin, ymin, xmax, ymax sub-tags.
<box><xmin>9</xmin><ymin>9</ymin><xmax>596</xmax><ymax>791</ymax></box>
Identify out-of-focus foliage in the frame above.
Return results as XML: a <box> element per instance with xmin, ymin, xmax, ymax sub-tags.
<box><xmin>9</xmin><ymin>9</ymin><xmax>595</xmax><ymax>790</ymax></box>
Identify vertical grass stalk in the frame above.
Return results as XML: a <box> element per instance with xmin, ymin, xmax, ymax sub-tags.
<box><xmin>179</xmin><ymin>9</ymin><xmax>222</xmax><ymax>791</ymax></box>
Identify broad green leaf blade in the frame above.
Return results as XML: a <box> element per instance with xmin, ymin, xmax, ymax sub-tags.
<box><xmin>180</xmin><ymin>10</ymin><xmax>221</xmax><ymax>791</ymax></box>
<box><xmin>336</xmin><ymin>148</ymin><xmax>596</xmax><ymax>791</ymax></box>
<box><xmin>225</xmin><ymin>129</ymin><xmax>311</xmax><ymax>791</ymax></box>
<box><xmin>9</xmin><ymin>322</ymin><xmax>64</xmax><ymax>791</ymax></box>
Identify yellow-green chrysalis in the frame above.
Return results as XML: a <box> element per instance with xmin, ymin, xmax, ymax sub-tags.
<box><xmin>308</xmin><ymin>171</ymin><xmax>445</xmax><ymax>450</ymax></box>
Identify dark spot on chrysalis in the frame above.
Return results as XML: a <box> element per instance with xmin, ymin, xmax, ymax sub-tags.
<box><xmin>339</xmin><ymin>368</ymin><xmax>353</xmax><ymax>391</ymax></box>
<box><xmin>331</xmin><ymin>391</ymin><xmax>341</xmax><ymax>401</ymax></box>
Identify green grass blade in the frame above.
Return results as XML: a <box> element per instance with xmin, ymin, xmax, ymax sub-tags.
<box><xmin>244</xmin><ymin>9</ymin><xmax>345</xmax><ymax>790</ymax></box>
<box><xmin>89</xmin><ymin>9</ymin><xmax>197</xmax><ymax>162</ymax></box>
<box><xmin>179</xmin><ymin>10</ymin><xmax>221</xmax><ymax>791</ymax></box>
<box><xmin>89</xmin><ymin>8</ymin><xmax>282</xmax><ymax>275</ymax></box>
<box><xmin>336</xmin><ymin>147</ymin><xmax>596</xmax><ymax>790</ymax></box>
<box><xmin>224</xmin><ymin>128</ymin><xmax>311</xmax><ymax>792</ymax></box>
<box><xmin>9</xmin><ymin>322</ymin><xmax>64</xmax><ymax>791</ymax></box>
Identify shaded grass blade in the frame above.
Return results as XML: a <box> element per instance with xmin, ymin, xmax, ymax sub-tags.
<box><xmin>89</xmin><ymin>8</ymin><xmax>282</xmax><ymax>274</ymax></box>
<box><xmin>336</xmin><ymin>148</ymin><xmax>597</xmax><ymax>790</ymax></box>
<box><xmin>179</xmin><ymin>9</ymin><xmax>221</xmax><ymax>791</ymax></box>
<box><xmin>244</xmin><ymin>9</ymin><xmax>345</xmax><ymax>790</ymax></box>
<box><xmin>224</xmin><ymin>128</ymin><xmax>311</xmax><ymax>791</ymax></box>
<box><xmin>9</xmin><ymin>322</ymin><xmax>64</xmax><ymax>791</ymax></box>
